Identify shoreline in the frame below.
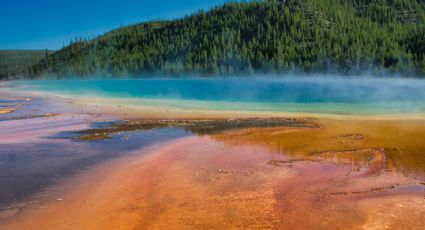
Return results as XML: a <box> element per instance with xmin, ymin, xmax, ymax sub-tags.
<box><xmin>2</xmin><ymin>88</ymin><xmax>425</xmax><ymax>121</ymax></box>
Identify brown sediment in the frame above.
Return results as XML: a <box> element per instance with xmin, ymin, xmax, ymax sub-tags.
<box><xmin>72</xmin><ymin>117</ymin><xmax>319</xmax><ymax>140</ymax></box>
<box><xmin>311</xmin><ymin>148</ymin><xmax>387</xmax><ymax>176</ymax></box>
<box><xmin>331</xmin><ymin>184</ymin><xmax>400</xmax><ymax>196</ymax></box>
<box><xmin>267</xmin><ymin>158</ymin><xmax>321</xmax><ymax>166</ymax></box>
<box><xmin>337</xmin><ymin>133</ymin><xmax>367</xmax><ymax>141</ymax></box>
<box><xmin>0</xmin><ymin>113</ymin><xmax>63</xmax><ymax>121</ymax></box>
<box><xmin>0</xmin><ymin>108</ymin><xmax>17</xmax><ymax>114</ymax></box>
<box><xmin>268</xmin><ymin>159</ymin><xmax>299</xmax><ymax>165</ymax></box>
<box><xmin>78</xmin><ymin>133</ymin><xmax>112</xmax><ymax>141</ymax></box>
<box><xmin>210</xmin><ymin>119</ymin><xmax>425</xmax><ymax>177</ymax></box>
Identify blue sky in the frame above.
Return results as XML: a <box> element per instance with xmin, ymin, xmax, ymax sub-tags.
<box><xmin>0</xmin><ymin>0</ymin><xmax>231</xmax><ymax>50</ymax></box>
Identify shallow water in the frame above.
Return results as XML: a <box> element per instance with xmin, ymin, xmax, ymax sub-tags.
<box><xmin>0</xmin><ymin>127</ymin><xmax>191</xmax><ymax>210</ymax></box>
<box><xmin>7</xmin><ymin>78</ymin><xmax>425</xmax><ymax>115</ymax></box>
<box><xmin>0</xmin><ymin>91</ymin><xmax>425</xmax><ymax>229</ymax></box>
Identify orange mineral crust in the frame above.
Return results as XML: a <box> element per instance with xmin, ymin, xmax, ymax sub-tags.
<box><xmin>1</xmin><ymin>118</ymin><xmax>425</xmax><ymax>229</ymax></box>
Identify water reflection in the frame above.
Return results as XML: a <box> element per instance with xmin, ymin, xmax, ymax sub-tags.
<box><xmin>1</xmin><ymin>116</ymin><xmax>424</xmax><ymax>213</ymax></box>
<box><xmin>0</xmin><ymin>128</ymin><xmax>191</xmax><ymax>210</ymax></box>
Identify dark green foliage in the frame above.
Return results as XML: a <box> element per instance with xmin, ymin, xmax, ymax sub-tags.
<box><xmin>0</xmin><ymin>50</ymin><xmax>54</xmax><ymax>79</ymax></box>
<box><xmin>30</xmin><ymin>0</ymin><xmax>425</xmax><ymax>78</ymax></box>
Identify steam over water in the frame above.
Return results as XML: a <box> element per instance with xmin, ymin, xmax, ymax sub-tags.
<box><xmin>9</xmin><ymin>77</ymin><xmax>425</xmax><ymax>115</ymax></box>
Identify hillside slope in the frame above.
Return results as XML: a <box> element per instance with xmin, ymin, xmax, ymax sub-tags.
<box><xmin>0</xmin><ymin>50</ymin><xmax>53</xmax><ymax>79</ymax></box>
<box><xmin>31</xmin><ymin>0</ymin><xmax>425</xmax><ymax>77</ymax></box>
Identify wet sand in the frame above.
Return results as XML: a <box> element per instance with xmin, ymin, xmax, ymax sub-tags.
<box><xmin>0</xmin><ymin>92</ymin><xmax>425</xmax><ymax>229</ymax></box>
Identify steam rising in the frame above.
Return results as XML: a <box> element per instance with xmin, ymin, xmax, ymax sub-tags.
<box><xmin>10</xmin><ymin>76</ymin><xmax>425</xmax><ymax>115</ymax></box>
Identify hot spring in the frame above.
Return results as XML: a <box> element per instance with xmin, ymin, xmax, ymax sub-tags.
<box><xmin>5</xmin><ymin>77</ymin><xmax>425</xmax><ymax>115</ymax></box>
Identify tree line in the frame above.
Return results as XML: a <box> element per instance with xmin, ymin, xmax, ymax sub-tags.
<box><xmin>24</xmin><ymin>0</ymin><xmax>425</xmax><ymax>78</ymax></box>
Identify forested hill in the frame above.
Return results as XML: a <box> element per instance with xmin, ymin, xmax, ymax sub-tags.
<box><xmin>0</xmin><ymin>50</ymin><xmax>53</xmax><ymax>79</ymax></box>
<box><xmin>30</xmin><ymin>0</ymin><xmax>425</xmax><ymax>78</ymax></box>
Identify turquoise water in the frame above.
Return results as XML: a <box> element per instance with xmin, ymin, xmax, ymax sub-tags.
<box><xmin>6</xmin><ymin>78</ymin><xmax>425</xmax><ymax>115</ymax></box>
